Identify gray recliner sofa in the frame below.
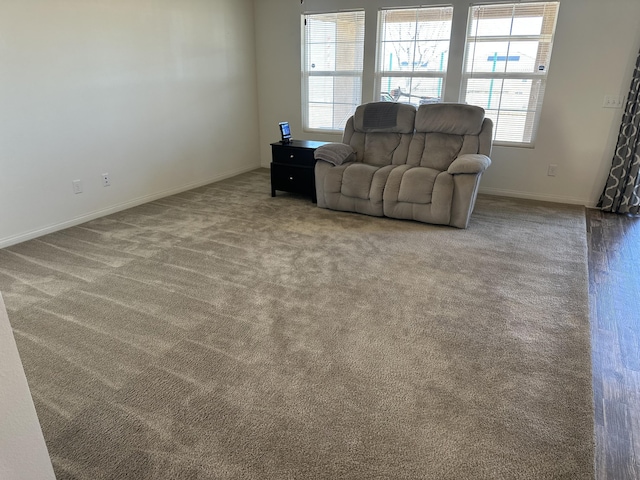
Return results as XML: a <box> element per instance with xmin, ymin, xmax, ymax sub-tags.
<box><xmin>315</xmin><ymin>102</ymin><xmax>493</xmax><ymax>228</ymax></box>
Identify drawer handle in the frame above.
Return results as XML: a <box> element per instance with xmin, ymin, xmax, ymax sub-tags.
<box><xmin>290</xmin><ymin>154</ymin><xmax>294</xmax><ymax>158</ymax></box>
<box><xmin>289</xmin><ymin>176</ymin><xmax>294</xmax><ymax>180</ymax></box>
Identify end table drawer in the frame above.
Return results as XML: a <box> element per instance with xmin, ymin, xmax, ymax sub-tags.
<box><xmin>271</xmin><ymin>146</ymin><xmax>316</xmax><ymax>167</ymax></box>
<box><xmin>271</xmin><ymin>164</ymin><xmax>314</xmax><ymax>196</ymax></box>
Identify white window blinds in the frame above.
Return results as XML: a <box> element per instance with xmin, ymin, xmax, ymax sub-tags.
<box><xmin>376</xmin><ymin>6</ymin><xmax>453</xmax><ymax>107</ymax></box>
<box><xmin>461</xmin><ymin>2</ymin><xmax>559</xmax><ymax>145</ymax></box>
<box><xmin>303</xmin><ymin>11</ymin><xmax>365</xmax><ymax>131</ymax></box>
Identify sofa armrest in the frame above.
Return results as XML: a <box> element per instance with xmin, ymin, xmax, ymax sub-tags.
<box><xmin>316</xmin><ymin>159</ymin><xmax>356</xmax><ymax>208</ymax></box>
<box><xmin>314</xmin><ymin>143</ymin><xmax>355</xmax><ymax>166</ymax></box>
<box><xmin>448</xmin><ymin>154</ymin><xmax>491</xmax><ymax>175</ymax></box>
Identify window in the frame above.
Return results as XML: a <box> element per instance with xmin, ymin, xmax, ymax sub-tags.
<box><xmin>376</xmin><ymin>6</ymin><xmax>453</xmax><ymax>107</ymax></box>
<box><xmin>461</xmin><ymin>2</ymin><xmax>559</xmax><ymax>145</ymax></box>
<box><xmin>302</xmin><ymin>11</ymin><xmax>365</xmax><ymax>131</ymax></box>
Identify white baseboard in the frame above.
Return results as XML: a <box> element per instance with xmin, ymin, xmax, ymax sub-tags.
<box><xmin>0</xmin><ymin>294</ymin><xmax>56</xmax><ymax>479</ymax></box>
<box><xmin>479</xmin><ymin>187</ymin><xmax>596</xmax><ymax>208</ymax></box>
<box><xmin>0</xmin><ymin>165</ymin><xmax>260</xmax><ymax>249</ymax></box>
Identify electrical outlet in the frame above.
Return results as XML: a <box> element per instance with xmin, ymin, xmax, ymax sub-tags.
<box><xmin>72</xmin><ymin>179</ymin><xmax>83</xmax><ymax>194</ymax></box>
<box><xmin>547</xmin><ymin>164</ymin><xmax>557</xmax><ymax>177</ymax></box>
<box><xmin>102</xmin><ymin>173</ymin><xmax>111</xmax><ymax>187</ymax></box>
<box><xmin>603</xmin><ymin>94</ymin><xmax>624</xmax><ymax>109</ymax></box>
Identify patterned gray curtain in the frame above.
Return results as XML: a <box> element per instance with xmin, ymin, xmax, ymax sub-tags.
<box><xmin>598</xmin><ymin>47</ymin><xmax>640</xmax><ymax>213</ymax></box>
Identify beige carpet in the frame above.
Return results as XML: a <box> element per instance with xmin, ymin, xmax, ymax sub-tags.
<box><xmin>0</xmin><ymin>169</ymin><xmax>593</xmax><ymax>479</ymax></box>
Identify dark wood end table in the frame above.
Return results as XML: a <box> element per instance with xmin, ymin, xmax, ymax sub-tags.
<box><xmin>270</xmin><ymin>140</ymin><xmax>331</xmax><ymax>203</ymax></box>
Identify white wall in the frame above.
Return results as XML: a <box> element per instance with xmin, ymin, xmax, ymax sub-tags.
<box><xmin>0</xmin><ymin>0</ymin><xmax>260</xmax><ymax>247</ymax></box>
<box><xmin>255</xmin><ymin>0</ymin><xmax>640</xmax><ymax>207</ymax></box>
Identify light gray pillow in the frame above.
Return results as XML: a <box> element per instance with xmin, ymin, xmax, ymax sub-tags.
<box><xmin>314</xmin><ymin>143</ymin><xmax>355</xmax><ymax>166</ymax></box>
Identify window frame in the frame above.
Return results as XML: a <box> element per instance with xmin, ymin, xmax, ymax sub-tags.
<box><xmin>301</xmin><ymin>10</ymin><xmax>366</xmax><ymax>134</ymax></box>
<box><xmin>460</xmin><ymin>1</ymin><xmax>560</xmax><ymax>147</ymax></box>
<box><xmin>374</xmin><ymin>5</ymin><xmax>454</xmax><ymax>109</ymax></box>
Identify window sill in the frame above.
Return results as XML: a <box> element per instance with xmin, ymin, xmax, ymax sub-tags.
<box><xmin>492</xmin><ymin>141</ymin><xmax>535</xmax><ymax>149</ymax></box>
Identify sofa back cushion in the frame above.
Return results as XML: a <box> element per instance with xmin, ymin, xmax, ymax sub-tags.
<box><xmin>353</xmin><ymin>102</ymin><xmax>416</xmax><ymax>133</ymax></box>
<box><xmin>407</xmin><ymin>103</ymin><xmax>487</xmax><ymax>170</ymax></box>
<box><xmin>343</xmin><ymin>102</ymin><xmax>416</xmax><ymax>167</ymax></box>
<box><xmin>414</xmin><ymin>103</ymin><xmax>484</xmax><ymax>135</ymax></box>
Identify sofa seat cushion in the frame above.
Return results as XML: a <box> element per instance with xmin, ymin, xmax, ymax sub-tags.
<box><xmin>383</xmin><ymin>166</ymin><xmax>454</xmax><ymax>225</ymax></box>
<box><xmin>341</xmin><ymin>163</ymin><xmax>379</xmax><ymax>199</ymax></box>
<box><xmin>321</xmin><ymin>163</ymin><xmax>395</xmax><ymax>217</ymax></box>
<box><xmin>397</xmin><ymin>166</ymin><xmax>440</xmax><ymax>204</ymax></box>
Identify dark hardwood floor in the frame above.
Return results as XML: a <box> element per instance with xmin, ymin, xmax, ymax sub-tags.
<box><xmin>587</xmin><ymin>208</ymin><xmax>640</xmax><ymax>479</ymax></box>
